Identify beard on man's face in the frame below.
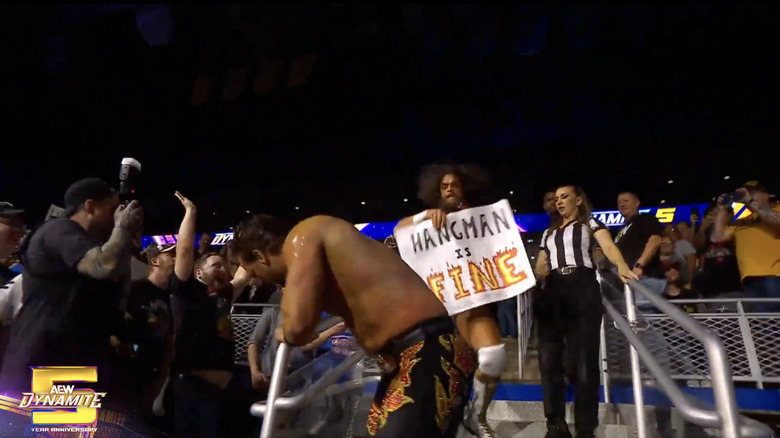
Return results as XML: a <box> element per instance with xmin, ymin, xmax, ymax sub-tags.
<box><xmin>439</xmin><ymin>196</ymin><xmax>462</xmax><ymax>213</ymax></box>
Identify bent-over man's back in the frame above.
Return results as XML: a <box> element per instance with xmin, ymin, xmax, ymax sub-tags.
<box><xmin>234</xmin><ymin>214</ymin><xmax>475</xmax><ymax>438</ymax></box>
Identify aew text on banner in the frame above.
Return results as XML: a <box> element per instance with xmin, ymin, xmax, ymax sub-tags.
<box><xmin>19</xmin><ymin>366</ymin><xmax>106</xmax><ymax>426</ymax></box>
<box><xmin>396</xmin><ymin>200</ymin><xmax>536</xmax><ymax>315</ymax></box>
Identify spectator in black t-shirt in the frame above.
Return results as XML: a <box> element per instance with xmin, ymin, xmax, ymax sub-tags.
<box><xmin>115</xmin><ymin>243</ymin><xmax>177</xmax><ymax>414</ymax></box>
<box><xmin>614</xmin><ymin>191</ymin><xmax>666</xmax><ymax>305</ymax></box>
<box><xmin>0</xmin><ymin>178</ymin><xmax>143</xmax><ymax>395</ymax></box>
<box><xmin>167</xmin><ymin>192</ymin><xmax>252</xmax><ymax>438</ymax></box>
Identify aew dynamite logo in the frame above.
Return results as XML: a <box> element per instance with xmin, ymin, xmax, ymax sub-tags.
<box><xmin>18</xmin><ymin>367</ymin><xmax>106</xmax><ymax>433</ymax></box>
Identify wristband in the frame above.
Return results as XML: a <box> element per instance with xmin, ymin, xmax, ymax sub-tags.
<box><xmin>283</xmin><ymin>332</ymin><xmax>305</xmax><ymax>348</ymax></box>
<box><xmin>412</xmin><ymin>211</ymin><xmax>428</xmax><ymax>225</ymax></box>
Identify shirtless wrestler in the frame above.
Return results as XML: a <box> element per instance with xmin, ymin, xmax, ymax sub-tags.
<box><xmin>395</xmin><ymin>164</ymin><xmax>504</xmax><ymax>438</ymax></box>
<box><xmin>233</xmin><ymin>214</ymin><xmax>476</xmax><ymax>438</ymax></box>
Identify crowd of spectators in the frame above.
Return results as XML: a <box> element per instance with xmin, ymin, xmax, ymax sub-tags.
<box><xmin>0</xmin><ymin>176</ymin><xmax>776</xmax><ymax>437</ymax></box>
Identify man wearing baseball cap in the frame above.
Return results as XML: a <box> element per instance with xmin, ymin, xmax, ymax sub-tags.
<box><xmin>0</xmin><ymin>178</ymin><xmax>144</xmax><ymax>394</ymax></box>
<box><xmin>113</xmin><ymin>242</ymin><xmax>177</xmax><ymax>413</ymax></box>
<box><xmin>712</xmin><ymin>180</ymin><xmax>780</xmax><ymax>312</ymax></box>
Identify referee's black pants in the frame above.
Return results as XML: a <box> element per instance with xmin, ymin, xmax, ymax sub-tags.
<box><xmin>534</xmin><ymin>268</ymin><xmax>603</xmax><ymax>435</ymax></box>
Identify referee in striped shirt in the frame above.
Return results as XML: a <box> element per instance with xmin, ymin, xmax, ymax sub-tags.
<box><xmin>534</xmin><ymin>185</ymin><xmax>637</xmax><ymax>438</ymax></box>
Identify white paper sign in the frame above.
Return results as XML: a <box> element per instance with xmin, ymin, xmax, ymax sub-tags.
<box><xmin>396</xmin><ymin>199</ymin><xmax>536</xmax><ymax>316</ymax></box>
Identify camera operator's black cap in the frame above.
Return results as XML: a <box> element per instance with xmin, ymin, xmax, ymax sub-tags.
<box><xmin>64</xmin><ymin>178</ymin><xmax>117</xmax><ymax>217</ymax></box>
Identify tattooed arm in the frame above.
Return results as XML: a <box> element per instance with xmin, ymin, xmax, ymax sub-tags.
<box><xmin>76</xmin><ymin>228</ymin><xmax>133</xmax><ymax>280</ymax></box>
<box><xmin>76</xmin><ymin>201</ymin><xmax>143</xmax><ymax>280</ymax></box>
<box><xmin>748</xmin><ymin>201</ymin><xmax>780</xmax><ymax>232</ymax></box>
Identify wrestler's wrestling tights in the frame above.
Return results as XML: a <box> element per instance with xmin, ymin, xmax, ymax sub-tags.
<box><xmin>366</xmin><ymin>320</ymin><xmax>476</xmax><ymax>438</ymax></box>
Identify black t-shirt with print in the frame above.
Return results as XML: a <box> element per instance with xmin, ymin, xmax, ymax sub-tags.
<box><xmin>614</xmin><ymin>213</ymin><xmax>665</xmax><ymax>279</ymax></box>
<box><xmin>121</xmin><ymin>279</ymin><xmax>172</xmax><ymax>370</ymax></box>
<box><xmin>692</xmin><ymin>227</ymin><xmax>742</xmax><ymax>297</ymax></box>
<box><xmin>1</xmin><ymin>219</ymin><xmax>122</xmax><ymax>390</ymax></box>
<box><xmin>169</xmin><ymin>274</ymin><xmax>234</xmax><ymax>373</ymax></box>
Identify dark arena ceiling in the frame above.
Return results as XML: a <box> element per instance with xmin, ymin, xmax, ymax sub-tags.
<box><xmin>0</xmin><ymin>4</ymin><xmax>778</xmax><ymax>233</ymax></box>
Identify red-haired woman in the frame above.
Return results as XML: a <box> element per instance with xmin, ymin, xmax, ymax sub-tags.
<box><xmin>534</xmin><ymin>185</ymin><xmax>637</xmax><ymax>438</ymax></box>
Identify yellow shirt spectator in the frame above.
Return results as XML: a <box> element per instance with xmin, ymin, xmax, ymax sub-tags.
<box><xmin>730</xmin><ymin>204</ymin><xmax>780</xmax><ymax>281</ymax></box>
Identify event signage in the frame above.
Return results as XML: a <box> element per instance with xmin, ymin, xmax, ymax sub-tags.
<box><xmin>142</xmin><ymin>202</ymin><xmax>750</xmax><ymax>249</ymax></box>
<box><xmin>394</xmin><ymin>200</ymin><xmax>536</xmax><ymax>315</ymax></box>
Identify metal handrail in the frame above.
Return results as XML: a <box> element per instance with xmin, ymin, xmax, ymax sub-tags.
<box><xmin>627</xmin><ymin>279</ymin><xmax>741</xmax><ymax>437</ymax></box>
<box><xmin>251</xmin><ymin>349</ymin><xmax>367</xmax><ymax>416</ymax></box>
<box><xmin>230</xmin><ymin>303</ymin><xmax>278</xmax><ymax>312</ymax></box>
<box><xmin>618</xmin><ymin>282</ymin><xmax>646</xmax><ymax>438</ymax></box>
<box><xmin>258</xmin><ymin>341</ymin><xmax>291</xmax><ymax>438</ymax></box>
<box><xmin>602</xmin><ymin>276</ymin><xmax>775</xmax><ymax>438</ymax></box>
<box><xmin>604</xmin><ymin>298</ymin><xmax>720</xmax><ymax>425</ymax></box>
<box><xmin>253</xmin><ymin>342</ymin><xmax>370</xmax><ymax>438</ymax></box>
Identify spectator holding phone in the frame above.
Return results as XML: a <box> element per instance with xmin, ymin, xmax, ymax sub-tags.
<box><xmin>692</xmin><ymin>204</ymin><xmax>743</xmax><ymax>312</ymax></box>
<box><xmin>712</xmin><ymin>181</ymin><xmax>780</xmax><ymax>311</ymax></box>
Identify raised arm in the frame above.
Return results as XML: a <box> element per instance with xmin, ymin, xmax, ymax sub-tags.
<box><xmin>173</xmin><ymin>192</ymin><xmax>197</xmax><ymax>281</ymax></box>
<box><xmin>747</xmin><ymin>201</ymin><xmax>780</xmax><ymax>232</ymax></box>
<box><xmin>710</xmin><ymin>204</ymin><xmax>736</xmax><ymax>243</ymax></box>
<box><xmin>77</xmin><ymin>200</ymin><xmax>143</xmax><ymax>280</ymax></box>
<box><xmin>693</xmin><ymin>215</ymin><xmax>714</xmax><ymax>251</ymax></box>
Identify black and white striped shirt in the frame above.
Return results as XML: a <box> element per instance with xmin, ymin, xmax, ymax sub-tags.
<box><xmin>540</xmin><ymin>218</ymin><xmax>607</xmax><ymax>271</ymax></box>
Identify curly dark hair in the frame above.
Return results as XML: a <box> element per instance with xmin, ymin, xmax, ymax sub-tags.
<box><xmin>417</xmin><ymin>163</ymin><xmax>494</xmax><ymax>208</ymax></box>
<box><xmin>233</xmin><ymin>214</ymin><xmax>294</xmax><ymax>261</ymax></box>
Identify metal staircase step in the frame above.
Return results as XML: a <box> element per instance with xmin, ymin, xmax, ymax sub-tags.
<box><xmin>455</xmin><ymin>422</ymin><xmax>632</xmax><ymax>438</ymax></box>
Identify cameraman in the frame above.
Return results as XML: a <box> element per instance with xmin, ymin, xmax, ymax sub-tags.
<box><xmin>712</xmin><ymin>181</ymin><xmax>780</xmax><ymax>312</ymax></box>
<box><xmin>0</xmin><ymin>178</ymin><xmax>143</xmax><ymax>393</ymax></box>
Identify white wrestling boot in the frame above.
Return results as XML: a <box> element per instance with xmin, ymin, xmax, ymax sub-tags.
<box><xmin>463</xmin><ymin>369</ymin><xmax>500</xmax><ymax>438</ymax></box>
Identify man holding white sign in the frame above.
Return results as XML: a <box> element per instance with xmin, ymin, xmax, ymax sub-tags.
<box><xmin>396</xmin><ymin>201</ymin><xmax>535</xmax><ymax>314</ymax></box>
<box><xmin>395</xmin><ymin>164</ymin><xmax>535</xmax><ymax>438</ymax></box>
